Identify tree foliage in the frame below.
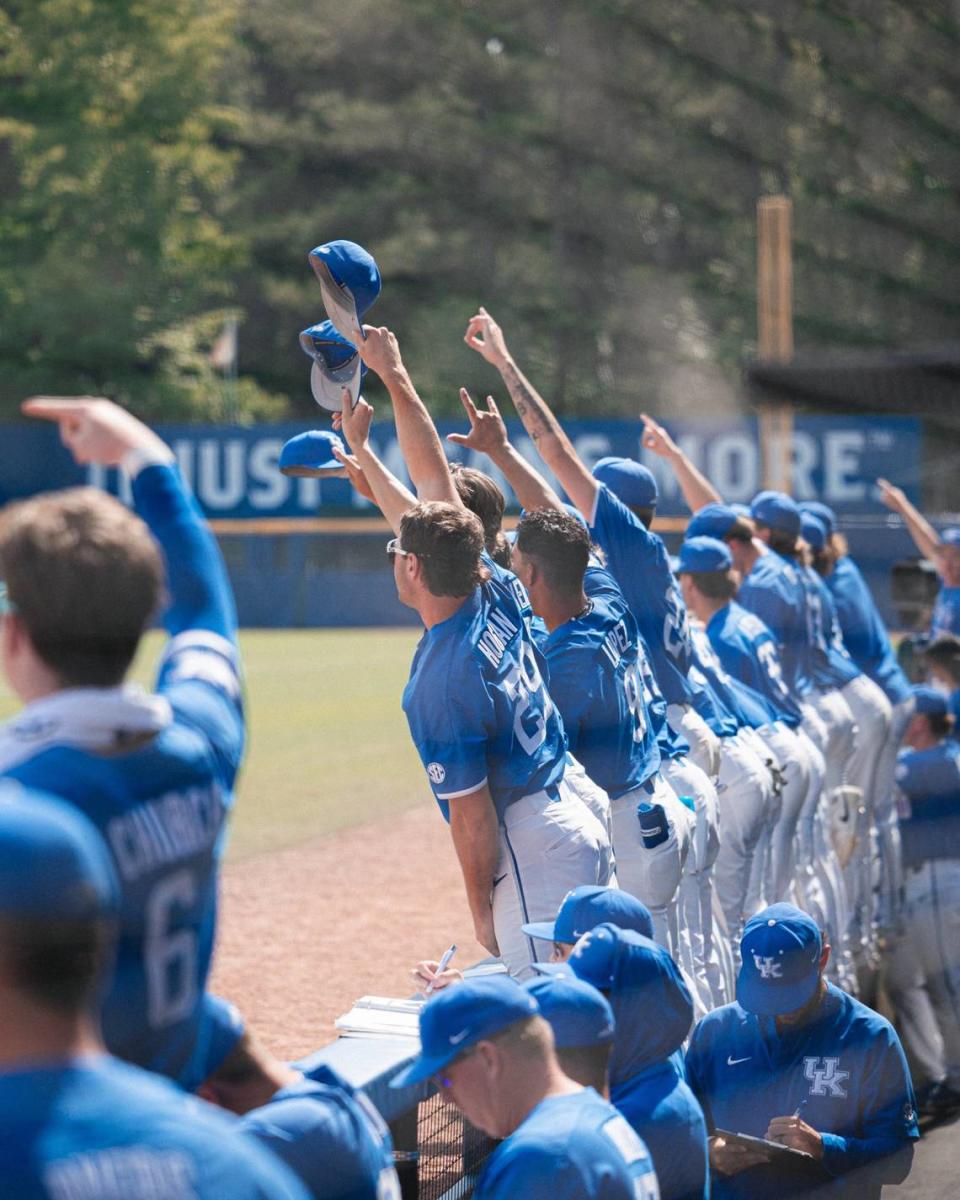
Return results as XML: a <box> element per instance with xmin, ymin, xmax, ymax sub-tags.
<box><xmin>1</xmin><ymin>0</ymin><xmax>958</xmax><ymax>420</ymax></box>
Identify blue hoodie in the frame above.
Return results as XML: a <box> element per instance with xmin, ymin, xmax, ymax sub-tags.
<box><xmin>561</xmin><ymin>923</ymin><xmax>710</xmax><ymax>1200</ymax></box>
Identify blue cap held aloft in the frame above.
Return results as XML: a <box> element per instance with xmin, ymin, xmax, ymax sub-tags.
<box><xmin>686</xmin><ymin>503</ymin><xmax>740</xmax><ymax>541</ymax></box>
<box><xmin>521</xmin><ymin>884</ymin><xmax>654</xmax><ymax>945</ymax></box>
<box><xmin>524</xmin><ymin>976</ymin><xmax>615</xmax><ymax>1048</ymax></box>
<box><xmin>799</xmin><ymin>501</ymin><xmax>836</xmax><ymax>537</ymax></box>
<box><xmin>308</xmin><ymin>241</ymin><xmax>382</xmax><ymax>319</ymax></box>
<box><xmin>390</xmin><ymin>975</ymin><xmax>539</xmax><ymax>1088</ymax></box>
<box><xmin>299</xmin><ymin>321</ymin><xmax>366</xmax><ymax>412</ymax></box>
<box><xmin>279</xmin><ymin>430</ymin><xmax>346</xmax><ymax>477</ymax></box>
<box><xmin>911</xmin><ymin>684</ymin><xmax>948</xmax><ymax>718</ymax></box>
<box><xmin>0</xmin><ymin>782</ymin><xmax>118</xmax><ymax>920</ymax></box>
<box><xmin>737</xmin><ymin>903</ymin><xmax>822</xmax><ymax>1016</ymax></box>
<box><xmin>751</xmin><ymin>490</ymin><xmax>801</xmax><ymax>539</ymax></box>
<box><xmin>592</xmin><ymin>458</ymin><xmax>659</xmax><ymax>508</ymax></box>
<box><xmin>678</xmin><ymin>535</ymin><xmax>733</xmax><ymax>575</ymax></box>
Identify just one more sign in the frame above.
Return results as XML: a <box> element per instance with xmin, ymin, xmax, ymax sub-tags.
<box><xmin>2</xmin><ymin>416</ymin><xmax>918</xmax><ymax>519</ymax></box>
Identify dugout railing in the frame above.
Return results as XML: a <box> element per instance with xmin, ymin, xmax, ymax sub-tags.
<box><xmin>298</xmin><ymin>1035</ymin><xmax>496</xmax><ymax>1200</ymax></box>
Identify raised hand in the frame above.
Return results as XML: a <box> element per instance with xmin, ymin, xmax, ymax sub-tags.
<box><xmin>876</xmin><ymin>477</ymin><xmax>908</xmax><ymax>514</ymax></box>
<box><xmin>641</xmin><ymin>412</ymin><xmax>680</xmax><ymax>460</ymax></box>
<box><xmin>447</xmin><ymin>388</ymin><xmax>509</xmax><ymax>458</ymax></box>
<box><xmin>23</xmin><ymin>396</ymin><xmax>172</xmax><ymax>467</ymax></box>
<box><xmin>463</xmin><ymin>307</ymin><xmax>510</xmax><ymax>368</ymax></box>
<box><xmin>354</xmin><ymin>324</ymin><xmax>405</xmax><ymax>381</ymax></box>
<box><xmin>332</xmin><ymin>445</ymin><xmax>375</xmax><ymax>503</ymax></box>
<box><xmin>339</xmin><ymin>388</ymin><xmax>374</xmax><ymax>454</ymax></box>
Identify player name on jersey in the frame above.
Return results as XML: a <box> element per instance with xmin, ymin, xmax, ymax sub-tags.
<box><xmin>107</xmin><ymin>784</ymin><xmax>225</xmax><ymax>884</ymax></box>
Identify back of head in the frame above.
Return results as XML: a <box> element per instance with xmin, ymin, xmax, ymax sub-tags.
<box><xmin>399</xmin><ymin>501</ymin><xmax>487</xmax><ymax>598</ymax></box>
<box><xmin>450</xmin><ymin>465</ymin><xmax>510</xmax><ymax>567</ymax></box>
<box><xmin>0</xmin><ymin>782</ymin><xmax>118</xmax><ymax>1018</ymax></box>
<box><xmin>524</xmin><ymin>975</ymin><xmax>614</xmax><ymax>1094</ymax></box>
<box><xmin>515</xmin><ymin>507</ymin><xmax>591</xmax><ymax>594</ymax></box>
<box><xmin>0</xmin><ymin>487</ymin><xmax>162</xmax><ymax>687</ymax></box>
<box><xmin>592</xmin><ymin>457</ymin><xmax>658</xmax><ymax>524</ymax></box>
<box><xmin>561</xmin><ymin>924</ymin><xmax>693</xmax><ymax>1087</ymax></box>
<box><xmin>923</xmin><ymin>634</ymin><xmax>960</xmax><ymax>687</ymax></box>
<box><xmin>750</xmin><ymin>490</ymin><xmax>801</xmax><ymax>556</ymax></box>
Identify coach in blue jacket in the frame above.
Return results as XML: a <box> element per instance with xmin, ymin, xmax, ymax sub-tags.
<box><xmin>541</xmin><ymin>922</ymin><xmax>709</xmax><ymax>1200</ymax></box>
<box><xmin>685</xmin><ymin>903</ymin><xmax>917</xmax><ymax>1198</ymax></box>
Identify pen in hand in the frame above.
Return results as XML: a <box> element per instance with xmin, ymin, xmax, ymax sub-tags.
<box><xmin>425</xmin><ymin>943</ymin><xmax>457</xmax><ymax>995</ymax></box>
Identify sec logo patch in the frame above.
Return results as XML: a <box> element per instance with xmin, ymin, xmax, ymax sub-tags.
<box><xmin>427</xmin><ymin>762</ymin><xmax>446</xmax><ymax>784</ymax></box>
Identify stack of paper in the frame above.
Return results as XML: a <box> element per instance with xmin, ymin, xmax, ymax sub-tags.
<box><xmin>334</xmin><ymin>996</ymin><xmax>423</xmax><ymax>1039</ymax></box>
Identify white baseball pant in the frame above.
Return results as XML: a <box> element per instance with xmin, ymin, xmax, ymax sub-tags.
<box><xmin>666</xmin><ymin>702</ymin><xmax>721</xmax><ymax>780</ymax></box>
<box><xmin>494</xmin><ymin>779</ymin><xmax>614</xmax><ymax>979</ymax></box>
<box><xmin>873</xmin><ymin>694</ymin><xmax>915</xmax><ymax>935</ymax></box>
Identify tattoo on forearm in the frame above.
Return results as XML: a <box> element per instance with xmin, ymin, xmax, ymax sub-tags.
<box><xmin>503</xmin><ymin>362</ymin><xmax>555</xmax><ymax>444</ymax></box>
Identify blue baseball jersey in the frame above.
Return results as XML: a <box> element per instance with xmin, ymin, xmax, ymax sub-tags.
<box><xmin>0</xmin><ymin>464</ymin><xmax>243</xmax><ymax>1088</ymax></box>
<box><xmin>894</xmin><ymin>742</ymin><xmax>960</xmax><ymax>870</ymax></box>
<box><xmin>690</xmin><ymin>627</ymin><xmax>776</xmax><ymax>731</ymax></box>
<box><xmin>474</xmin><ymin>1088</ymin><xmax>660</xmax><ymax>1200</ymax></box>
<box><xmin>536</xmin><ymin>565</ymin><xmax>660</xmax><ymax>798</ymax></box>
<box><xmin>639</xmin><ymin>634</ymin><xmax>691</xmax><ymax>762</ymax></box>
<box><xmin>239</xmin><ymin>1064</ymin><xmax>400</xmax><ymax>1200</ymax></box>
<box><xmin>801</xmin><ymin>566</ymin><xmax>860</xmax><ymax>690</ymax></box>
<box><xmin>825</xmin><ymin>558</ymin><xmax>910</xmax><ymax>706</ymax></box>
<box><xmin>705</xmin><ymin>602</ymin><xmax>803</xmax><ymax>728</ymax></box>
<box><xmin>0</xmin><ymin>1055</ymin><xmax>309</xmax><ymax>1200</ymax></box>
<box><xmin>932</xmin><ymin>584</ymin><xmax>960</xmax><ymax>638</ymax></box>
<box><xmin>685</xmin><ymin>984</ymin><xmax>918</xmax><ymax>1199</ymax></box>
<box><xmin>402</xmin><ymin>555</ymin><xmax>566</xmax><ymax>820</ymax></box>
<box><xmin>737</xmin><ymin>552</ymin><xmax>814</xmax><ymax>698</ymax></box>
<box><xmin>588</xmin><ymin>483</ymin><xmax>697</xmax><ymax>707</ymax></box>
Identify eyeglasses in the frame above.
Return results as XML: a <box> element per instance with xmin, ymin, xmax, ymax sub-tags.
<box><xmin>386</xmin><ymin>538</ymin><xmax>413</xmax><ymax>559</ymax></box>
<box><xmin>431</xmin><ymin>1044</ymin><xmax>480</xmax><ymax>1090</ymax></box>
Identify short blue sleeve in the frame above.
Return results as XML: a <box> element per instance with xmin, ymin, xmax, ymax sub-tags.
<box><xmin>409</xmin><ymin>667</ymin><xmax>491</xmax><ymax>807</ymax></box>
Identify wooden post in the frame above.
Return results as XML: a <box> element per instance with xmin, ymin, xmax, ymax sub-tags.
<box><xmin>756</xmin><ymin>195</ymin><xmax>795</xmax><ymax>491</ymax></box>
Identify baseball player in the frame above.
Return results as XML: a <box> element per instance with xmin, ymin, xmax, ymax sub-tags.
<box><xmin>0</xmin><ymin>397</ymin><xmax>245</xmax><ymax>1088</ymax></box>
<box><xmin>877</xmin><ymin>478</ymin><xmax>960</xmax><ymax>637</ymax></box>
<box><xmin>686</xmin><ymin>904</ymin><xmax>918</xmax><ymax>1200</ymax></box>
<box><xmin>804</xmin><ymin>499</ymin><xmax>915</xmax><ymax>939</ymax></box>
<box><xmin>524</xmin><ymin>975</ymin><xmax>618</xmax><ymax>1098</ymax></box>
<box><xmin>391</xmin><ymin>975</ymin><xmax>661</xmax><ymax>1200</ymax></box>
<box><xmin>463</xmin><ymin>309</ymin><xmax>721</xmax><ymax>779</ymax></box>
<box><xmin>800</xmin><ymin>512</ymin><xmax>893</xmax><ymax>983</ymax></box>
<box><xmin>884</xmin><ymin>686</ymin><xmax>960</xmax><ymax>1117</ymax></box>
<box><xmin>0</xmin><ymin>783</ymin><xmax>308</xmax><ymax>1200</ymax></box>
<box><xmin>923</xmin><ymin>634</ymin><xmax>960</xmax><ymax>727</ymax></box>
<box><xmin>539</xmin><ymin>923</ymin><xmax>708</xmax><ymax>1200</ymax></box>
<box><xmin>336</xmin><ymin>333</ymin><xmax>610</xmax><ymax>978</ymax></box>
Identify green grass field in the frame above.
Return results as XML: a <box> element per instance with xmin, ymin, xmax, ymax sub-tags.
<box><xmin>0</xmin><ymin>628</ymin><xmax>427</xmax><ymax>862</ymax></box>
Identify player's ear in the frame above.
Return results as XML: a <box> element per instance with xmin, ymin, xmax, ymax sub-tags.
<box><xmin>818</xmin><ymin>939</ymin><xmax>831</xmax><ymax>974</ymax></box>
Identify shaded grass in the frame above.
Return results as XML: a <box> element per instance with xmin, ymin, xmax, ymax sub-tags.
<box><xmin>0</xmin><ymin>628</ymin><xmax>429</xmax><ymax>861</ymax></box>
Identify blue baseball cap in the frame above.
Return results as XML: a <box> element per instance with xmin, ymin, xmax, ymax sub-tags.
<box><xmin>521</xmin><ymin>884</ymin><xmax>654</xmax><ymax>945</ymax></box>
<box><xmin>737</xmin><ymin>903</ymin><xmax>822</xmax><ymax>1016</ymax></box>
<box><xmin>389</xmin><ymin>975</ymin><xmax>539</xmax><ymax>1088</ymax></box>
<box><xmin>0</xmin><ymin>782</ymin><xmax>118</xmax><ymax>919</ymax></box>
<box><xmin>800</xmin><ymin>512</ymin><xmax>827</xmax><ymax>552</ymax></box>
<box><xmin>941</xmin><ymin>528</ymin><xmax>960</xmax><ymax>548</ymax></box>
<box><xmin>799</xmin><ymin>501</ymin><xmax>836</xmax><ymax>537</ymax></box>
<box><xmin>535</xmin><ymin>923</ymin><xmax>675</xmax><ymax>990</ymax></box>
<box><xmin>524</xmin><ymin>976</ymin><xmax>615</xmax><ymax>1048</ymax></box>
<box><xmin>279</xmin><ymin>430</ymin><xmax>346</xmax><ymax>477</ymax></box>
<box><xmin>592</xmin><ymin>458</ymin><xmax>659</xmax><ymax>508</ymax></box>
<box><xmin>308</xmin><ymin>241</ymin><xmax>382</xmax><ymax>319</ymax></box>
<box><xmin>686</xmin><ymin>503</ymin><xmax>740</xmax><ymax>541</ymax></box>
<box><xmin>911</xmin><ymin>684</ymin><xmax>948</xmax><ymax>718</ymax></box>
<box><xmin>299</xmin><ymin>321</ymin><xmax>366</xmax><ymax>412</ymax></box>
<box><xmin>678</xmin><ymin>536</ymin><xmax>733</xmax><ymax>575</ymax></box>
<box><xmin>751</xmin><ymin>490</ymin><xmax>801</xmax><ymax>539</ymax></box>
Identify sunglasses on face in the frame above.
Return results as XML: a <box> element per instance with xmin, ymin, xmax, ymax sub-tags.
<box><xmin>385</xmin><ymin>538</ymin><xmax>412</xmax><ymax>560</ymax></box>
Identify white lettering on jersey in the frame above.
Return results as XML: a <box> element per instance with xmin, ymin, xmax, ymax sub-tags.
<box><xmin>45</xmin><ymin>1147</ymin><xmax>195</xmax><ymax>1200</ymax></box>
<box><xmin>803</xmin><ymin>1056</ymin><xmax>850</xmax><ymax>1098</ymax></box>
<box><xmin>599</xmin><ymin>619</ymin><xmax>631</xmax><ymax>669</ymax></box>
<box><xmin>476</xmin><ymin>608</ymin><xmax>519</xmax><ymax>669</ymax></box>
<box><xmin>107</xmin><ymin>785</ymin><xmax>225</xmax><ymax>883</ymax></box>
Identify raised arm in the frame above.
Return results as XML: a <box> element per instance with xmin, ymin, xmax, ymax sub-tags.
<box><xmin>463</xmin><ymin>308</ymin><xmax>598</xmax><ymax>519</ymax></box>
<box><xmin>23</xmin><ymin>396</ymin><xmax>236</xmax><ymax>643</ymax></box>
<box><xmin>447</xmin><ymin>388</ymin><xmax>564</xmax><ymax>513</ymax></box>
<box><xmin>355</xmin><ymin>325</ymin><xmax>460</xmax><ymax>508</ymax></box>
<box><xmin>641</xmin><ymin>412</ymin><xmax>722</xmax><ymax>512</ymax></box>
<box><xmin>877</xmin><ymin>478</ymin><xmax>943</xmax><ymax>566</ymax></box>
<box><xmin>335</xmin><ymin>392</ymin><xmax>417</xmax><ymax>536</ymax></box>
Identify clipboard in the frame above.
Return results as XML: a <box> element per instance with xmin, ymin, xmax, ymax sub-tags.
<box><xmin>713</xmin><ymin>1129</ymin><xmax>816</xmax><ymax>1164</ymax></box>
